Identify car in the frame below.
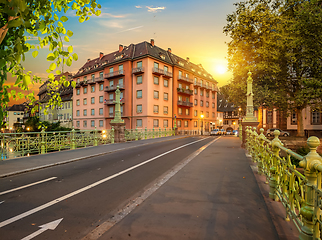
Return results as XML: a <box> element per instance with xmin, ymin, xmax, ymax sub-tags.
<box><xmin>266</xmin><ymin>128</ymin><xmax>290</xmax><ymax>137</ymax></box>
<box><xmin>233</xmin><ymin>130</ymin><xmax>238</xmax><ymax>136</ymax></box>
<box><xmin>220</xmin><ymin>129</ymin><xmax>226</xmax><ymax>135</ymax></box>
<box><xmin>226</xmin><ymin>130</ymin><xmax>232</xmax><ymax>135</ymax></box>
<box><xmin>210</xmin><ymin>129</ymin><xmax>220</xmax><ymax>136</ymax></box>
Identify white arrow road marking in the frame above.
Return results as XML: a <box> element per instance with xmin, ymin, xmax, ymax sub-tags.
<box><xmin>0</xmin><ymin>201</ymin><xmax>4</xmax><ymax>205</ymax></box>
<box><xmin>0</xmin><ymin>138</ymin><xmax>209</xmax><ymax>228</ymax></box>
<box><xmin>21</xmin><ymin>218</ymin><xmax>63</xmax><ymax>240</ymax></box>
<box><xmin>0</xmin><ymin>177</ymin><xmax>57</xmax><ymax>196</ymax></box>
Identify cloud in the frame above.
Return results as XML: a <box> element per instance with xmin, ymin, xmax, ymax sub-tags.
<box><xmin>97</xmin><ymin>20</ymin><xmax>124</xmax><ymax>29</ymax></box>
<box><xmin>98</xmin><ymin>12</ymin><xmax>126</xmax><ymax>18</ymax></box>
<box><xmin>135</xmin><ymin>6</ymin><xmax>142</xmax><ymax>8</ymax></box>
<box><xmin>115</xmin><ymin>26</ymin><xmax>143</xmax><ymax>34</ymax></box>
<box><xmin>146</xmin><ymin>6</ymin><xmax>166</xmax><ymax>12</ymax></box>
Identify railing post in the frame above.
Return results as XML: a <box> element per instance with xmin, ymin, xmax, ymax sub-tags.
<box><xmin>41</xmin><ymin>127</ymin><xmax>46</xmax><ymax>154</ymax></box>
<box><xmin>159</xmin><ymin>127</ymin><xmax>161</xmax><ymax>138</ymax></box>
<box><xmin>94</xmin><ymin>126</ymin><xmax>98</xmax><ymax>146</ymax></box>
<box><xmin>153</xmin><ymin>128</ymin><xmax>155</xmax><ymax>139</ymax></box>
<box><xmin>298</xmin><ymin>137</ymin><xmax>322</xmax><ymax>240</ymax></box>
<box><xmin>111</xmin><ymin>127</ymin><xmax>115</xmax><ymax>144</ymax></box>
<box><xmin>270</xmin><ymin>130</ymin><xmax>283</xmax><ymax>201</ymax></box>
<box><xmin>145</xmin><ymin>127</ymin><xmax>147</xmax><ymax>139</ymax></box>
<box><xmin>257</xmin><ymin>128</ymin><xmax>266</xmax><ymax>175</ymax></box>
<box><xmin>164</xmin><ymin>128</ymin><xmax>167</xmax><ymax>137</ymax></box>
<box><xmin>135</xmin><ymin>127</ymin><xmax>138</xmax><ymax>141</ymax></box>
<box><xmin>71</xmin><ymin>127</ymin><xmax>76</xmax><ymax>149</ymax></box>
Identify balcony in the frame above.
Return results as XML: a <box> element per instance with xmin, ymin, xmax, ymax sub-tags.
<box><xmin>132</xmin><ymin>67</ymin><xmax>144</xmax><ymax>75</ymax></box>
<box><xmin>95</xmin><ymin>77</ymin><xmax>104</xmax><ymax>83</ymax></box>
<box><xmin>177</xmin><ymin>100</ymin><xmax>193</xmax><ymax>107</ymax></box>
<box><xmin>87</xmin><ymin>78</ymin><xmax>96</xmax><ymax>84</ymax></box>
<box><xmin>75</xmin><ymin>82</ymin><xmax>82</xmax><ymax>88</ymax></box>
<box><xmin>104</xmin><ymin>84</ymin><xmax>125</xmax><ymax>92</ymax></box>
<box><xmin>163</xmin><ymin>70</ymin><xmax>173</xmax><ymax>78</ymax></box>
<box><xmin>104</xmin><ymin>70</ymin><xmax>125</xmax><ymax>79</ymax></box>
<box><xmin>178</xmin><ymin>75</ymin><xmax>193</xmax><ymax>84</ymax></box>
<box><xmin>177</xmin><ymin>88</ymin><xmax>193</xmax><ymax>95</ymax></box>
<box><xmin>104</xmin><ymin>99</ymin><xmax>125</xmax><ymax>105</ymax></box>
<box><xmin>82</xmin><ymin>80</ymin><xmax>88</xmax><ymax>86</ymax></box>
<box><xmin>152</xmin><ymin>67</ymin><xmax>164</xmax><ymax>76</ymax></box>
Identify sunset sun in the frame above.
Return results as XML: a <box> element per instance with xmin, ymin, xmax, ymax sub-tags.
<box><xmin>216</xmin><ymin>65</ymin><xmax>227</xmax><ymax>74</ymax></box>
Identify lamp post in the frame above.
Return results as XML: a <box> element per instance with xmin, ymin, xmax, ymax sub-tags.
<box><xmin>200</xmin><ymin>114</ymin><xmax>204</xmax><ymax>135</ymax></box>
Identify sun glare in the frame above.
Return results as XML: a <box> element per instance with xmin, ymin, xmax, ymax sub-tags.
<box><xmin>216</xmin><ymin>65</ymin><xmax>227</xmax><ymax>74</ymax></box>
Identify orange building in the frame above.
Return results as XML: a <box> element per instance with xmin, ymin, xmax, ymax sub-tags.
<box><xmin>73</xmin><ymin>40</ymin><xmax>218</xmax><ymax>132</ymax></box>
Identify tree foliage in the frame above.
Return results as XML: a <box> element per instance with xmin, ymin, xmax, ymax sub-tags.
<box><xmin>223</xmin><ymin>0</ymin><xmax>322</xmax><ymax>136</ymax></box>
<box><xmin>0</xmin><ymin>0</ymin><xmax>101</xmax><ymax>125</ymax></box>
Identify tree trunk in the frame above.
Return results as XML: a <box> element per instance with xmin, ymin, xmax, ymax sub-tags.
<box><xmin>296</xmin><ymin>108</ymin><xmax>304</xmax><ymax>137</ymax></box>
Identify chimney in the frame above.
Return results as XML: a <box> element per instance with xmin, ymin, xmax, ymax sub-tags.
<box><xmin>151</xmin><ymin>39</ymin><xmax>154</xmax><ymax>46</ymax></box>
<box><xmin>87</xmin><ymin>58</ymin><xmax>90</xmax><ymax>62</ymax></box>
<box><xmin>168</xmin><ymin>48</ymin><xmax>171</xmax><ymax>53</ymax></box>
<box><xmin>186</xmin><ymin>57</ymin><xmax>190</xmax><ymax>63</ymax></box>
<box><xmin>99</xmin><ymin>52</ymin><xmax>103</xmax><ymax>59</ymax></box>
<box><xmin>119</xmin><ymin>44</ymin><xmax>123</xmax><ymax>52</ymax></box>
<box><xmin>198</xmin><ymin>64</ymin><xmax>203</xmax><ymax>68</ymax></box>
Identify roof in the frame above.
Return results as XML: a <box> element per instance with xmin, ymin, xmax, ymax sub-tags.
<box><xmin>217</xmin><ymin>93</ymin><xmax>236</xmax><ymax>112</ymax></box>
<box><xmin>7</xmin><ymin>104</ymin><xmax>26</xmax><ymax>112</ymax></box>
<box><xmin>74</xmin><ymin>40</ymin><xmax>216</xmax><ymax>83</ymax></box>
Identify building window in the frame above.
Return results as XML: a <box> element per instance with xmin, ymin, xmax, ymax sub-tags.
<box><xmin>206</xmin><ymin>91</ymin><xmax>209</xmax><ymax>98</ymax></box>
<box><xmin>164</xmin><ymin>120</ymin><xmax>168</xmax><ymax>127</ymax></box>
<box><xmin>76</xmin><ymin>89</ymin><xmax>80</xmax><ymax>95</ymax></box>
<box><xmin>137</xmin><ymin>90</ymin><xmax>142</xmax><ymax>99</ymax></box>
<box><xmin>136</xmin><ymin>119</ymin><xmax>142</xmax><ymax>127</ymax></box>
<box><xmin>109</xmin><ymin>80</ymin><xmax>114</xmax><ymax>87</ymax></box>
<box><xmin>212</xmin><ymin>102</ymin><xmax>215</xmax><ymax>108</ymax></box>
<box><xmin>206</xmin><ymin>111</ymin><xmax>209</xmax><ymax>117</ymax></box>
<box><xmin>91</xmin><ymin>120</ymin><xmax>95</xmax><ymax>127</ymax></box>
<box><xmin>177</xmin><ymin>120</ymin><xmax>181</xmax><ymax>127</ymax></box>
<box><xmin>154</xmin><ymin>62</ymin><xmax>159</xmax><ymax>69</ymax></box>
<box><xmin>76</xmin><ymin>121</ymin><xmax>80</xmax><ymax>127</ymax></box>
<box><xmin>184</xmin><ymin>121</ymin><xmax>188</xmax><ymax>127</ymax></box>
<box><xmin>99</xmin><ymin>108</ymin><xmax>103</xmax><ymax>115</ymax></box>
<box><xmin>194</xmin><ymin>110</ymin><xmax>198</xmax><ymax>116</ymax></box>
<box><xmin>77</xmin><ymin>78</ymin><xmax>80</xmax><ymax>83</ymax></box>
<box><xmin>291</xmin><ymin>111</ymin><xmax>297</xmax><ymax>125</ymax></box>
<box><xmin>164</xmin><ymin>79</ymin><xmax>168</xmax><ymax>87</ymax></box>
<box><xmin>200</xmin><ymin>100</ymin><xmax>203</xmax><ymax>107</ymax></box>
<box><xmin>109</xmin><ymin>93</ymin><xmax>113</xmax><ymax>100</ymax></box>
<box><xmin>179</xmin><ymin>70</ymin><xmax>182</xmax><ymax>77</ymax></box>
<box><xmin>153</xmin><ymin>119</ymin><xmax>159</xmax><ymax>127</ymax></box>
<box><xmin>99</xmin><ymin>96</ymin><xmax>103</xmax><ymax>103</ymax></box>
<box><xmin>99</xmin><ymin>120</ymin><xmax>103</xmax><ymax>127</ymax></box>
<box><xmin>109</xmin><ymin>67</ymin><xmax>113</xmax><ymax>73</ymax></box>
<box><xmin>267</xmin><ymin>110</ymin><xmax>273</xmax><ymax>124</ymax></box>
<box><xmin>83</xmin><ymin>98</ymin><xmax>87</xmax><ymax>105</ymax></box>
<box><xmin>194</xmin><ymin>99</ymin><xmax>197</xmax><ymax>106</ymax></box>
<box><xmin>137</xmin><ymin>75</ymin><xmax>142</xmax><ymax>84</ymax></box>
<box><xmin>137</xmin><ymin>61</ymin><xmax>142</xmax><ymax>68</ymax></box>
<box><xmin>153</xmin><ymin>105</ymin><xmax>159</xmax><ymax>113</ymax></box>
<box><xmin>178</xmin><ymin>108</ymin><xmax>182</xmax><ymax>115</ymax></box>
<box><xmin>186</xmin><ymin>109</ymin><xmax>189</xmax><ymax>115</ymax></box>
<box><xmin>119</xmin><ymin>64</ymin><xmax>123</xmax><ymax>71</ymax></box>
<box><xmin>164</xmin><ymin>106</ymin><xmax>168</xmax><ymax>114</ymax></box>
<box><xmin>109</xmin><ymin>106</ymin><xmax>114</xmax><ymax>117</ymax></box>
<box><xmin>91</xmin><ymin>97</ymin><xmax>95</xmax><ymax>104</ymax></box>
<box><xmin>194</xmin><ymin>121</ymin><xmax>197</xmax><ymax>127</ymax></box>
<box><xmin>83</xmin><ymin>120</ymin><xmax>87</xmax><ymax>127</ymax></box>
<box><xmin>91</xmin><ymin>74</ymin><xmax>95</xmax><ymax>81</ymax></box>
<box><xmin>137</xmin><ymin>104</ymin><xmax>142</xmax><ymax>113</ymax></box>
<box><xmin>206</xmin><ymin>101</ymin><xmax>209</xmax><ymax>107</ymax></box>
<box><xmin>83</xmin><ymin>109</ymin><xmax>87</xmax><ymax>116</ymax></box>
<box><xmin>76</xmin><ymin>110</ymin><xmax>80</xmax><ymax>116</ymax></box>
<box><xmin>312</xmin><ymin>110</ymin><xmax>321</xmax><ymax>125</ymax></box>
<box><xmin>164</xmin><ymin>65</ymin><xmax>168</xmax><ymax>72</ymax></box>
<box><xmin>99</xmin><ymin>72</ymin><xmax>103</xmax><ymax>80</ymax></box>
<box><xmin>212</xmin><ymin>92</ymin><xmax>215</xmax><ymax>99</ymax></box>
<box><xmin>164</xmin><ymin>92</ymin><xmax>168</xmax><ymax>101</ymax></box>
<box><xmin>118</xmin><ymin>78</ymin><xmax>123</xmax><ymax>87</ymax></box>
<box><xmin>154</xmin><ymin>76</ymin><xmax>159</xmax><ymax>85</ymax></box>
<box><xmin>154</xmin><ymin>91</ymin><xmax>159</xmax><ymax>99</ymax></box>
<box><xmin>178</xmin><ymin>95</ymin><xmax>182</xmax><ymax>101</ymax></box>
<box><xmin>76</xmin><ymin>99</ymin><xmax>80</xmax><ymax>106</ymax></box>
<box><xmin>91</xmin><ymin>109</ymin><xmax>95</xmax><ymax>116</ymax></box>
<box><xmin>200</xmin><ymin>89</ymin><xmax>203</xmax><ymax>96</ymax></box>
<box><xmin>99</xmin><ymin>84</ymin><xmax>104</xmax><ymax>91</ymax></box>
<box><xmin>84</xmin><ymin>76</ymin><xmax>87</xmax><ymax>82</ymax></box>
<box><xmin>83</xmin><ymin>87</ymin><xmax>87</xmax><ymax>94</ymax></box>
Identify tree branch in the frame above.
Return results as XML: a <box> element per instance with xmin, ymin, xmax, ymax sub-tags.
<box><xmin>0</xmin><ymin>16</ymin><xmax>18</xmax><ymax>45</ymax></box>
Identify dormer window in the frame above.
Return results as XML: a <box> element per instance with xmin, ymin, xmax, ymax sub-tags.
<box><xmin>179</xmin><ymin>62</ymin><xmax>184</xmax><ymax>67</ymax></box>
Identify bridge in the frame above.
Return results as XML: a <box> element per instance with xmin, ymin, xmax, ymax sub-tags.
<box><xmin>1</xmin><ymin>129</ymin><xmax>316</xmax><ymax>239</ymax></box>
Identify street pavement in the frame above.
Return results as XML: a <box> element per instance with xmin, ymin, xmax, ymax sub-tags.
<box><xmin>0</xmin><ymin>135</ymin><xmax>294</xmax><ymax>239</ymax></box>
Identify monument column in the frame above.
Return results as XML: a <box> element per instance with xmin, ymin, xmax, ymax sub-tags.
<box><xmin>241</xmin><ymin>71</ymin><xmax>259</xmax><ymax>147</ymax></box>
<box><xmin>110</xmin><ymin>86</ymin><xmax>126</xmax><ymax>143</ymax></box>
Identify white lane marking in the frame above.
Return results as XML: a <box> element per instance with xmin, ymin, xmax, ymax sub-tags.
<box><xmin>0</xmin><ymin>201</ymin><xmax>4</xmax><ymax>205</ymax></box>
<box><xmin>21</xmin><ymin>218</ymin><xmax>63</xmax><ymax>240</ymax></box>
<box><xmin>0</xmin><ymin>138</ymin><xmax>209</xmax><ymax>228</ymax></box>
<box><xmin>0</xmin><ymin>177</ymin><xmax>57</xmax><ymax>196</ymax></box>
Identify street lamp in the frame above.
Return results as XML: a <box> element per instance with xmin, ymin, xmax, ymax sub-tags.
<box><xmin>200</xmin><ymin>114</ymin><xmax>204</xmax><ymax>135</ymax></box>
<box><xmin>233</xmin><ymin>121</ymin><xmax>236</xmax><ymax>130</ymax></box>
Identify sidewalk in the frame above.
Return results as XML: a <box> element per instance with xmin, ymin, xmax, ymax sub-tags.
<box><xmin>97</xmin><ymin>136</ymin><xmax>281</xmax><ymax>240</ymax></box>
<box><xmin>0</xmin><ymin>135</ymin><xmax>188</xmax><ymax>178</ymax></box>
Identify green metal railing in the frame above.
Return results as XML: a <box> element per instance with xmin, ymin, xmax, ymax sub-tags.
<box><xmin>124</xmin><ymin>127</ymin><xmax>175</xmax><ymax>141</ymax></box>
<box><xmin>245</xmin><ymin>126</ymin><xmax>322</xmax><ymax>240</ymax></box>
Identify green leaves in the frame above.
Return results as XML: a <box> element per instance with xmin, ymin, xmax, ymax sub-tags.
<box><xmin>60</xmin><ymin>16</ymin><xmax>68</xmax><ymax>22</ymax></box>
<box><xmin>67</xmin><ymin>30</ymin><xmax>73</xmax><ymax>37</ymax></box>
<box><xmin>47</xmin><ymin>53</ymin><xmax>56</xmax><ymax>61</ymax></box>
<box><xmin>49</xmin><ymin>63</ymin><xmax>56</xmax><ymax>71</ymax></box>
<box><xmin>68</xmin><ymin>46</ymin><xmax>73</xmax><ymax>53</ymax></box>
<box><xmin>72</xmin><ymin>53</ymin><xmax>78</xmax><ymax>61</ymax></box>
<box><xmin>79</xmin><ymin>16</ymin><xmax>85</xmax><ymax>23</ymax></box>
<box><xmin>8</xmin><ymin>18</ymin><xmax>23</xmax><ymax>28</ymax></box>
<box><xmin>32</xmin><ymin>51</ymin><xmax>38</xmax><ymax>58</ymax></box>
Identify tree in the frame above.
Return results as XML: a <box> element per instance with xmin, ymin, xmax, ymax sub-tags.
<box><xmin>223</xmin><ymin>0</ymin><xmax>322</xmax><ymax>136</ymax></box>
<box><xmin>0</xmin><ymin>0</ymin><xmax>101</xmax><ymax>126</ymax></box>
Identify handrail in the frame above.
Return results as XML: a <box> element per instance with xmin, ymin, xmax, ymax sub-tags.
<box><xmin>245</xmin><ymin>126</ymin><xmax>322</xmax><ymax>240</ymax></box>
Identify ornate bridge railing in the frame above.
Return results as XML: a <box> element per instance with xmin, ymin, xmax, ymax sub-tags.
<box><xmin>124</xmin><ymin>127</ymin><xmax>175</xmax><ymax>141</ymax></box>
<box><xmin>245</xmin><ymin>126</ymin><xmax>322</xmax><ymax>240</ymax></box>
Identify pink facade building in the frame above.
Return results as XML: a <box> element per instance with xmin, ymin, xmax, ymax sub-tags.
<box><xmin>73</xmin><ymin>40</ymin><xmax>218</xmax><ymax>131</ymax></box>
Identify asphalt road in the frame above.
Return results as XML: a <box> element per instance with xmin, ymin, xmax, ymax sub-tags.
<box><xmin>0</xmin><ymin>136</ymin><xmax>214</xmax><ymax>240</ymax></box>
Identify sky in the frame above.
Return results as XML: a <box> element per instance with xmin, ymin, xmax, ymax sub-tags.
<box><xmin>8</xmin><ymin>0</ymin><xmax>238</xmax><ymax>105</ymax></box>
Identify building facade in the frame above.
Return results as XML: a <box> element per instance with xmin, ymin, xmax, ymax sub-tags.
<box><xmin>73</xmin><ymin>40</ymin><xmax>218</xmax><ymax>131</ymax></box>
<box><xmin>4</xmin><ymin>104</ymin><xmax>26</xmax><ymax>131</ymax></box>
<box><xmin>38</xmin><ymin>72</ymin><xmax>73</xmax><ymax>128</ymax></box>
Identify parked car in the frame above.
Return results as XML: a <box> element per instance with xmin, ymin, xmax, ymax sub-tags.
<box><xmin>220</xmin><ymin>129</ymin><xmax>226</xmax><ymax>135</ymax></box>
<box><xmin>210</xmin><ymin>129</ymin><xmax>220</xmax><ymax>136</ymax></box>
<box><xmin>266</xmin><ymin>128</ymin><xmax>290</xmax><ymax>137</ymax></box>
<box><xmin>233</xmin><ymin>130</ymin><xmax>238</xmax><ymax>136</ymax></box>
<box><xmin>226</xmin><ymin>130</ymin><xmax>232</xmax><ymax>135</ymax></box>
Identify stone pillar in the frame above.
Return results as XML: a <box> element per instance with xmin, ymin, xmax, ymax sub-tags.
<box><xmin>241</xmin><ymin>71</ymin><xmax>259</xmax><ymax>148</ymax></box>
<box><xmin>110</xmin><ymin>86</ymin><xmax>126</xmax><ymax>143</ymax></box>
